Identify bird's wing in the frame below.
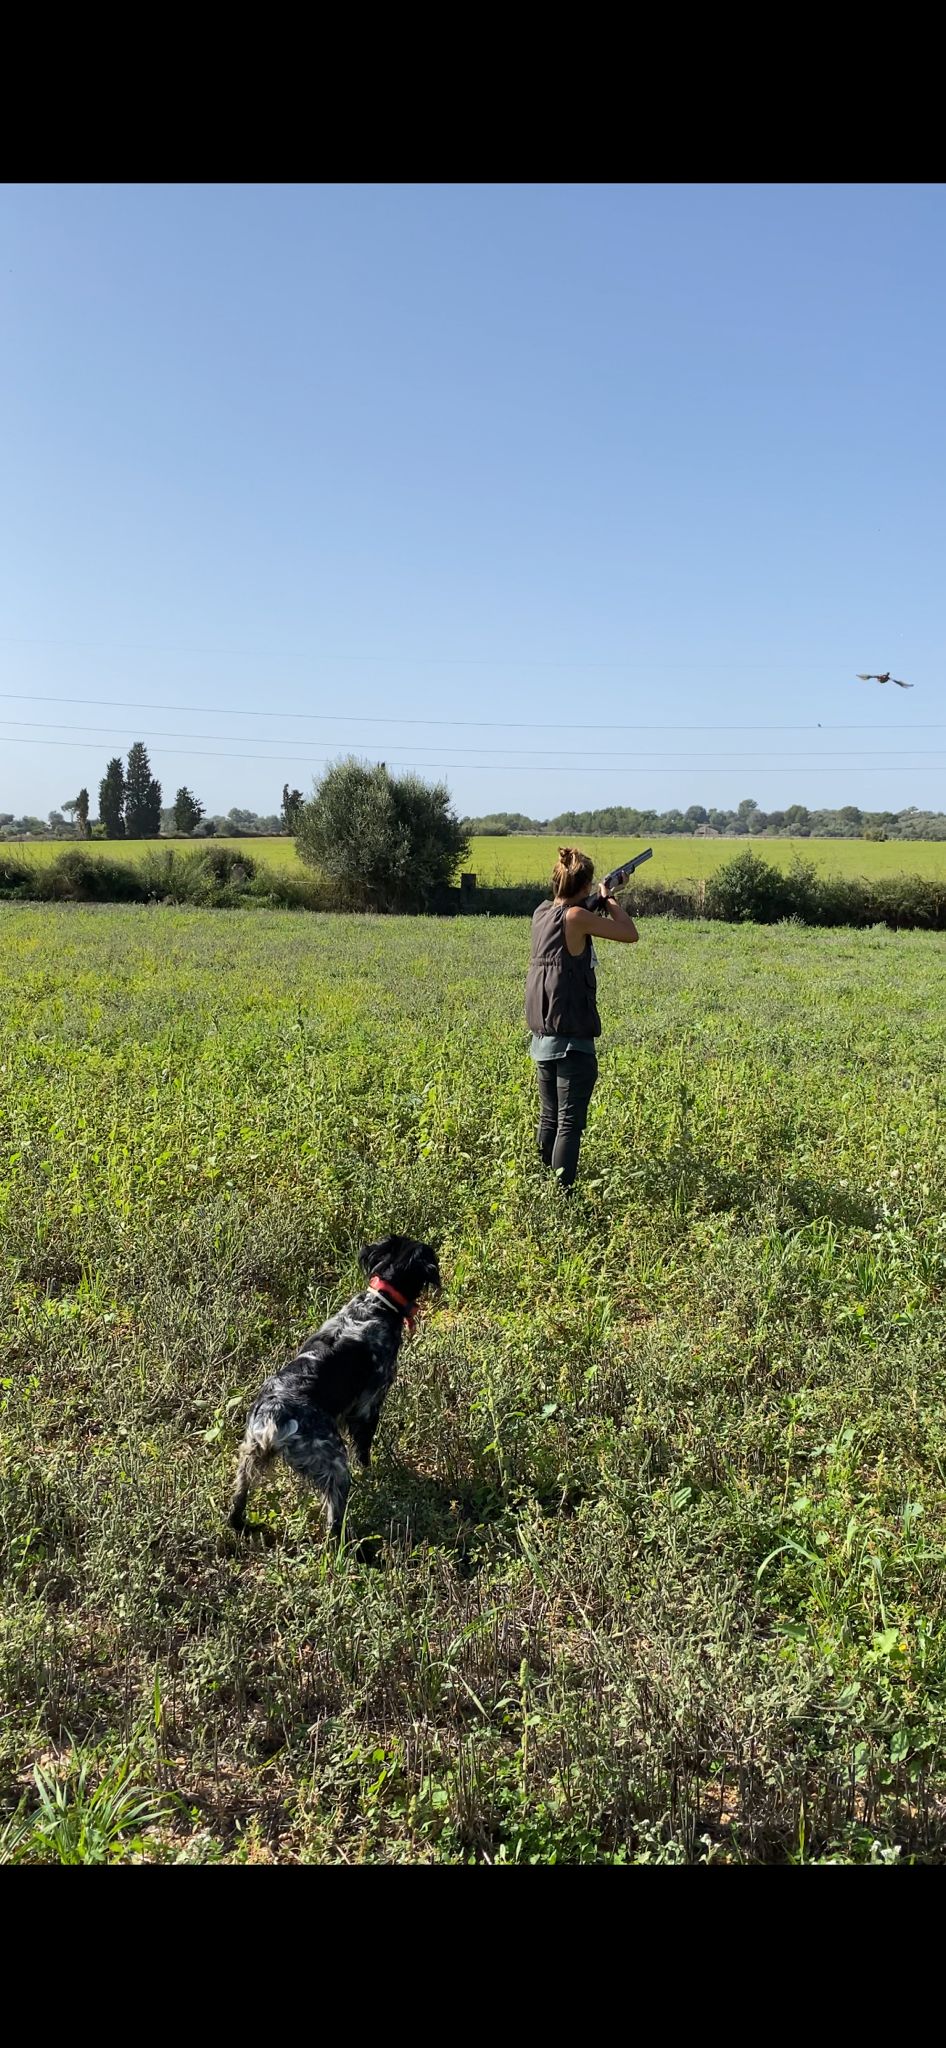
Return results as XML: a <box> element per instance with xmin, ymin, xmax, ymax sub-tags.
<box><xmin>856</xmin><ymin>673</ymin><xmax>877</xmax><ymax>681</ymax></box>
<box><xmin>892</xmin><ymin>678</ymin><xmax>914</xmax><ymax>688</ymax></box>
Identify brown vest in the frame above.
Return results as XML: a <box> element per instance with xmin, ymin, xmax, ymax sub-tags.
<box><xmin>525</xmin><ymin>900</ymin><xmax>601</xmax><ymax>1039</ymax></box>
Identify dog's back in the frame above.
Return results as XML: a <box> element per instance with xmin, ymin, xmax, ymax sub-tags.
<box><xmin>228</xmin><ymin>1235</ymin><xmax>440</xmax><ymax>1542</ymax></box>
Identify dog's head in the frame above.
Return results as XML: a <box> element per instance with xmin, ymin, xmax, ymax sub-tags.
<box><xmin>358</xmin><ymin>1234</ymin><xmax>441</xmax><ymax>1303</ymax></box>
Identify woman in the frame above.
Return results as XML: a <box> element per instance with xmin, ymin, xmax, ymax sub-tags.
<box><xmin>525</xmin><ymin>846</ymin><xmax>639</xmax><ymax>1190</ymax></box>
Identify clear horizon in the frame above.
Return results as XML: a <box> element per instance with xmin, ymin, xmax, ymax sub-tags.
<box><xmin>3</xmin><ymin>184</ymin><xmax>943</xmax><ymax>821</ymax></box>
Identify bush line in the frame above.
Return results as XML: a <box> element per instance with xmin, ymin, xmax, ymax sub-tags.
<box><xmin>0</xmin><ymin>845</ymin><xmax>328</xmax><ymax>911</ymax></box>
<box><xmin>2</xmin><ymin>844</ymin><xmax>946</xmax><ymax>930</ymax></box>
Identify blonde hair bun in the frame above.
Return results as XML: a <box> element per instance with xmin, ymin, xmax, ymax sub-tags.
<box><xmin>551</xmin><ymin>846</ymin><xmax>594</xmax><ymax>899</ymax></box>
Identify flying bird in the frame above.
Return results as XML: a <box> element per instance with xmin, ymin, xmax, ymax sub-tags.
<box><xmin>856</xmin><ymin>672</ymin><xmax>914</xmax><ymax>688</ymax></box>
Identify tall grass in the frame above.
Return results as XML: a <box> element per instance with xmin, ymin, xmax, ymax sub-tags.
<box><xmin>2</xmin><ymin>906</ymin><xmax>946</xmax><ymax>1861</ymax></box>
<box><xmin>0</xmin><ymin>844</ymin><xmax>329</xmax><ymax>911</ymax></box>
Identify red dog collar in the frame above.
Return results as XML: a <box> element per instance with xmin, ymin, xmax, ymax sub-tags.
<box><xmin>368</xmin><ymin>1274</ymin><xmax>416</xmax><ymax>1333</ymax></box>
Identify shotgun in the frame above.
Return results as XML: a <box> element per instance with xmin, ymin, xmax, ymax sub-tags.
<box><xmin>585</xmin><ymin>846</ymin><xmax>653</xmax><ymax>914</ymax></box>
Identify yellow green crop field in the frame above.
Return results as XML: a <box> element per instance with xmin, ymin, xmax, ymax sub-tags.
<box><xmin>12</xmin><ymin>834</ymin><xmax>303</xmax><ymax>869</ymax></box>
<box><xmin>11</xmin><ymin>831</ymin><xmax>946</xmax><ymax>884</ymax></box>
<box><xmin>463</xmin><ymin>834</ymin><xmax>946</xmax><ymax>885</ymax></box>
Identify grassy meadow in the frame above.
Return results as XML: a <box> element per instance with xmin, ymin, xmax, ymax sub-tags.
<box><xmin>3</xmin><ymin>903</ymin><xmax>946</xmax><ymax>1862</ymax></box>
<box><xmin>13</xmin><ymin>831</ymin><xmax>946</xmax><ymax>888</ymax></box>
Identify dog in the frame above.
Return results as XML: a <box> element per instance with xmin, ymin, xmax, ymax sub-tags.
<box><xmin>228</xmin><ymin>1235</ymin><xmax>441</xmax><ymax>1541</ymax></box>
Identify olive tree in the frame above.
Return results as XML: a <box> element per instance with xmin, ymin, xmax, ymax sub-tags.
<box><xmin>296</xmin><ymin>757</ymin><xmax>469</xmax><ymax>912</ymax></box>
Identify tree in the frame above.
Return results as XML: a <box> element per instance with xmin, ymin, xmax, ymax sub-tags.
<box><xmin>784</xmin><ymin>804</ymin><xmax>810</xmax><ymax>830</ymax></box>
<box><xmin>59</xmin><ymin>795</ymin><xmax>90</xmax><ymax>838</ymax></box>
<box><xmin>296</xmin><ymin>757</ymin><xmax>469</xmax><ymax>912</ymax></box>
<box><xmin>173</xmin><ymin>786</ymin><xmax>205</xmax><ymax>834</ymax></box>
<box><xmin>124</xmin><ymin>742</ymin><xmax>162</xmax><ymax>838</ymax></box>
<box><xmin>282</xmin><ymin>784</ymin><xmax>304</xmax><ymax>833</ymax></box>
<box><xmin>99</xmin><ymin>758</ymin><xmax>126</xmax><ymax>838</ymax></box>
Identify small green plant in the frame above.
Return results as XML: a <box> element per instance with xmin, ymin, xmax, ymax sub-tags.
<box><xmin>0</xmin><ymin>1752</ymin><xmax>171</xmax><ymax>1866</ymax></box>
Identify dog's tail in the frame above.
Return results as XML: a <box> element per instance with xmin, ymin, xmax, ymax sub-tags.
<box><xmin>248</xmin><ymin>1413</ymin><xmax>299</xmax><ymax>1456</ymax></box>
<box><xmin>228</xmin><ymin>1411</ymin><xmax>299</xmax><ymax>1530</ymax></box>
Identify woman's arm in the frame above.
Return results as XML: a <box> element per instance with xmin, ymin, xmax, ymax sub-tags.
<box><xmin>565</xmin><ymin>896</ymin><xmax>639</xmax><ymax>947</ymax></box>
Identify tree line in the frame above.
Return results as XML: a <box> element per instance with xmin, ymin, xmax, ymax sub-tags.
<box><xmin>1</xmin><ymin>745</ymin><xmax>306</xmax><ymax>841</ymax></box>
<box><xmin>6</xmin><ymin>752</ymin><xmax>945</xmax><ymax>857</ymax></box>
<box><xmin>2</xmin><ymin>756</ymin><xmax>468</xmax><ymax>915</ymax></box>
<box><xmin>6</xmin><ymin>753</ymin><xmax>946</xmax><ymax>928</ymax></box>
<box><xmin>462</xmin><ymin>801</ymin><xmax>946</xmax><ymax>842</ymax></box>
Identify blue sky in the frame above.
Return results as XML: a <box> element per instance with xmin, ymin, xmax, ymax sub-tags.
<box><xmin>2</xmin><ymin>183</ymin><xmax>943</xmax><ymax>822</ymax></box>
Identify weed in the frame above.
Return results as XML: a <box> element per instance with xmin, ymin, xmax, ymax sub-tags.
<box><xmin>0</xmin><ymin>1749</ymin><xmax>171</xmax><ymax>1865</ymax></box>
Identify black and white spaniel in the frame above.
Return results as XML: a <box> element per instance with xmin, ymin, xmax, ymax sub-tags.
<box><xmin>228</xmin><ymin>1235</ymin><xmax>441</xmax><ymax>1541</ymax></box>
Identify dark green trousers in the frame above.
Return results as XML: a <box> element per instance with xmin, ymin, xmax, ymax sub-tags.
<box><xmin>536</xmin><ymin>1050</ymin><xmax>598</xmax><ymax>1188</ymax></box>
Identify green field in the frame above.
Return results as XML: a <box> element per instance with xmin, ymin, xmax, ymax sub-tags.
<box><xmin>14</xmin><ymin>831</ymin><xmax>946</xmax><ymax>888</ymax></box>
<box><xmin>465</xmin><ymin>834</ymin><xmax>946</xmax><ymax>885</ymax></box>
<box><xmin>3</xmin><ymin>904</ymin><xmax>946</xmax><ymax>1862</ymax></box>
<box><xmin>13</xmin><ymin>835</ymin><xmax>304</xmax><ymax>868</ymax></box>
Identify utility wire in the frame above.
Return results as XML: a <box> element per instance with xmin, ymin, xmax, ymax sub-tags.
<box><xmin>1</xmin><ymin>715</ymin><xmax>944</xmax><ymax>762</ymax></box>
<box><xmin>1</xmin><ymin>734</ymin><xmax>941</xmax><ymax>775</ymax></box>
<box><xmin>0</xmin><ymin>688</ymin><xmax>938</xmax><ymax>736</ymax></box>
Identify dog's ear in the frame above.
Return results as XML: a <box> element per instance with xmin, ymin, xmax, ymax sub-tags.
<box><xmin>408</xmin><ymin>1242</ymin><xmax>441</xmax><ymax>1293</ymax></box>
<box><xmin>358</xmin><ymin>1237</ymin><xmax>396</xmax><ymax>1276</ymax></box>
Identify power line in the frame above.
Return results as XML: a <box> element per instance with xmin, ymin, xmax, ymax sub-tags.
<box><xmin>1</xmin><ymin>733</ymin><xmax>942</xmax><ymax>775</ymax></box>
<box><xmin>0</xmin><ymin>688</ymin><xmax>939</xmax><ymax>736</ymax></box>
<box><xmin>1</xmin><ymin>715</ymin><xmax>945</xmax><ymax>762</ymax></box>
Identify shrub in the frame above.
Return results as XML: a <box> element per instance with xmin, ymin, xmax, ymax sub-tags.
<box><xmin>170</xmin><ymin>846</ymin><xmax>257</xmax><ymax>907</ymax></box>
<box><xmin>41</xmin><ymin>851</ymin><xmax>148</xmax><ymax>902</ymax></box>
<box><xmin>296</xmin><ymin>758</ymin><xmax>469</xmax><ymax>912</ymax></box>
<box><xmin>809</xmin><ymin>873</ymin><xmax>872</xmax><ymax>926</ymax></box>
<box><xmin>186</xmin><ymin>845</ymin><xmax>257</xmax><ymax>886</ymax></box>
<box><xmin>869</xmin><ymin>874</ymin><xmax>946</xmax><ymax>930</ymax></box>
<box><xmin>704</xmin><ymin>850</ymin><xmax>799</xmax><ymax>923</ymax></box>
<box><xmin>623</xmin><ymin>878</ymin><xmax>705</xmax><ymax>921</ymax></box>
<box><xmin>0</xmin><ymin>850</ymin><xmax>32</xmax><ymax>896</ymax></box>
<box><xmin>705</xmin><ymin>854</ymin><xmax>946</xmax><ymax>932</ymax></box>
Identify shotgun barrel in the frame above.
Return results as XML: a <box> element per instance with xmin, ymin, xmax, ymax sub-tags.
<box><xmin>585</xmin><ymin>846</ymin><xmax>653</xmax><ymax>912</ymax></box>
